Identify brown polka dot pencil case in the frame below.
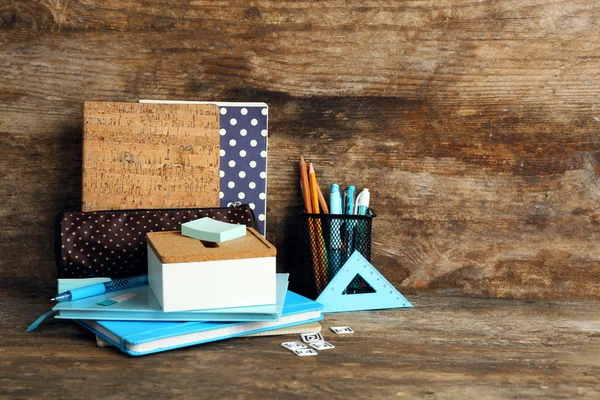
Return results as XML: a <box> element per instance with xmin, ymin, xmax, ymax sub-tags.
<box><xmin>55</xmin><ymin>204</ymin><xmax>257</xmax><ymax>279</ymax></box>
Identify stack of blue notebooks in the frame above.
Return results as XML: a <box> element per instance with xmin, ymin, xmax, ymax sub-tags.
<box><xmin>53</xmin><ymin>274</ymin><xmax>324</xmax><ymax>356</ymax></box>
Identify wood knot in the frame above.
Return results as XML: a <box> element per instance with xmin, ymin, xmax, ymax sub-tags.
<box><xmin>413</xmin><ymin>280</ymin><xmax>425</xmax><ymax>289</ymax></box>
<box><xmin>0</xmin><ymin>3</ymin><xmax>59</xmax><ymax>32</ymax></box>
<box><xmin>243</xmin><ymin>6</ymin><xmax>261</xmax><ymax>21</ymax></box>
<box><xmin>1</xmin><ymin>10</ymin><xmax>17</xmax><ymax>30</ymax></box>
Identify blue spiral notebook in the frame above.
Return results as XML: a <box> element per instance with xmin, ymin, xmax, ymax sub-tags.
<box><xmin>54</xmin><ymin>274</ymin><xmax>288</xmax><ymax>322</ymax></box>
<box><xmin>76</xmin><ymin>291</ymin><xmax>323</xmax><ymax>356</ymax></box>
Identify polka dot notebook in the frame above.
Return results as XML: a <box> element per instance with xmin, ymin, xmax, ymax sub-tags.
<box><xmin>141</xmin><ymin>101</ymin><xmax>268</xmax><ymax>236</ymax></box>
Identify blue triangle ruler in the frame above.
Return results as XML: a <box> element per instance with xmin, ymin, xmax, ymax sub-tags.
<box><xmin>316</xmin><ymin>250</ymin><xmax>413</xmax><ymax>313</ymax></box>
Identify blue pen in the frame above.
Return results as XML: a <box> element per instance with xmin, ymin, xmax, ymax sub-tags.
<box><xmin>344</xmin><ymin>186</ymin><xmax>356</xmax><ymax>260</ymax></box>
<box><xmin>329</xmin><ymin>183</ymin><xmax>343</xmax><ymax>277</ymax></box>
<box><xmin>51</xmin><ymin>274</ymin><xmax>148</xmax><ymax>302</ymax></box>
<box><xmin>344</xmin><ymin>186</ymin><xmax>355</xmax><ymax>215</ymax></box>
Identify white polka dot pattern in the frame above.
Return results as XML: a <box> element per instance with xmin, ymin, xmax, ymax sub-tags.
<box><xmin>218</xmin><ymin>105</ymin><xmax>268</xmax><ymax>234</ymax></box>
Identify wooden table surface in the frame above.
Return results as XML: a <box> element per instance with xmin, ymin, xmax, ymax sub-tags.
<box><xmin>2</xmin><ymin>281</ymin><xmax>599</xmax><ymax>399</ymax></box>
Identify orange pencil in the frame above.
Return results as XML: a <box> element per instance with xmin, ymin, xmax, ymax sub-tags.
<box><xmin>316</xmin><ymin>184</ymin><xmax>329</xmax><ymax>214</ymax></box>
<box><xmin>302</xmin><ymin>158</ymin><xmax>322</xmax><ymax>292</ymax></box>
<box><xmin>306</xmin><ymin>160</ymin><xmax>328</xmax><ymax>213</ymax></box>
<box><xmin>299</xmin><ymin>156</ymin><xmax>312</xmax><ymax>213</ymax></box>
<box><xmin>308</xmin><ymin>163</ymin><xmax>319</xmax><ymax>213</ymax></box>
<box><xmin>308</xmin><ymin>162</ymin><xmax>329</xmax><ymax>292</ymax></box>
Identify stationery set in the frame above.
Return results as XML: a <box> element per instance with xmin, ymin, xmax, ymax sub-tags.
<box><xmin>31</xmin><ymin>101</ymin><xmax>324</xmax><ymax>356</ymax></box>
<box><xmin>31</xmin><ymin>100</ymin><xmax>412</xmax><ymax>357</ymax></box>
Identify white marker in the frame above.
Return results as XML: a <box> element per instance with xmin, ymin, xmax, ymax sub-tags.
<box><xmin>354</xmin><ymin>188</ymin><xmax>370</xmax><ymax>215</ymax></box>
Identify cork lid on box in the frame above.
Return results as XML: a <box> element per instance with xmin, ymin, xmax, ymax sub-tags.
<box><xmin>147</xmin><ymin>228</ymin><xmax>276</xmax><ymax>264</ymax></box>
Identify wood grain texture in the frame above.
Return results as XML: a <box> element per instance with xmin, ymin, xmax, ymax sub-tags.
<box><xmin>1</xmin><ymin>0</ymin><xmax>600</xmax><ymax>299</ymax></box>
<box><xmin>2</xmin><ymin>283</ymin><xmax>600</xmax><ymax>399</ymax></box>
<box><xmin>82</xmin><ymin>102</ymin><xmax>220</xmax><ymax>211</ymax></box>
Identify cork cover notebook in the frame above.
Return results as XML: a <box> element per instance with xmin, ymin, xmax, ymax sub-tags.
<box><xmin>82</xmin><ymin>102</ymin><xmax>220</xmax><ymax>211</ymax></box>
<box><xmin>147</xmin><ymin>228</ymin><xmax>276</xmax><ymax>264</ymax></box>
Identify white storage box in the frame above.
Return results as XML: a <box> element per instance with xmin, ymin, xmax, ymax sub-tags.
<box><xmin>147</xmin><ymin>228</ymin><xmax>276</xmax><ymax>312</ymax></box>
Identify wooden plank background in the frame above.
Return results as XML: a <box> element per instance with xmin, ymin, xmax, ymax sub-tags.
<box><xmin>1</xmin><ymin>0</ymin><xmax>599</xmax><ymax>299</ymax></box>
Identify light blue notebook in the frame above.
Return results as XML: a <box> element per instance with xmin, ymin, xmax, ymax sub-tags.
<box><xmin>76</xmin><ymin>291</ymin><xmax>324</xmax><ymax>356</ymax></box>
<box><xmin>54</xmin><ymin>274</ymin><xmax>288</xmax><ymax>322</ymax></box>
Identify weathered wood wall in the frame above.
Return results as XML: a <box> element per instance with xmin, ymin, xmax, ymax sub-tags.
<box><xmin>1</xmin><ymin>0</ymin><xmax>599</xmax><ymax>299</ymax></box>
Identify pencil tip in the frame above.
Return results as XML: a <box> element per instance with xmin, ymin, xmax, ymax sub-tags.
<box><xmin>309</xmin><ymin>162</ymin><xmax>315</xmax><ymax>173</ymax></box>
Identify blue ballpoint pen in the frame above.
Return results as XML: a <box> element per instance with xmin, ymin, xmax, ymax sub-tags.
<box><xmin>344</xmin><ymin>186</ymin><xmax>356</xmax><ymax>259</ymax></box>
<box><xmin>344</xmin><ymin>186</ymin><xmax>355</xmax><ymax>216</ymax></box>
<box><xmin>51</xmin><ymin>274</ymin><xmax>149</xmax><ymax>302</ymax></box>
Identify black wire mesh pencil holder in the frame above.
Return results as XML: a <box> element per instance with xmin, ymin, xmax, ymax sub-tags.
<box><xmin>298</xmin><ymin>210</ymin><xmax>375</xmax><ymax>300</ymax></box>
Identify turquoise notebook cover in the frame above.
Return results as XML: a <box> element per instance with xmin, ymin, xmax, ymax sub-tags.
<box><xmin>76</xmin><ymin>291</ymin><xmax>324</xmax><ymax>356</ymax></box>
<box><xmin>55</xmin><ymin>274</ymin><xmax>288</xmax><ymax>322</ymax></box>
